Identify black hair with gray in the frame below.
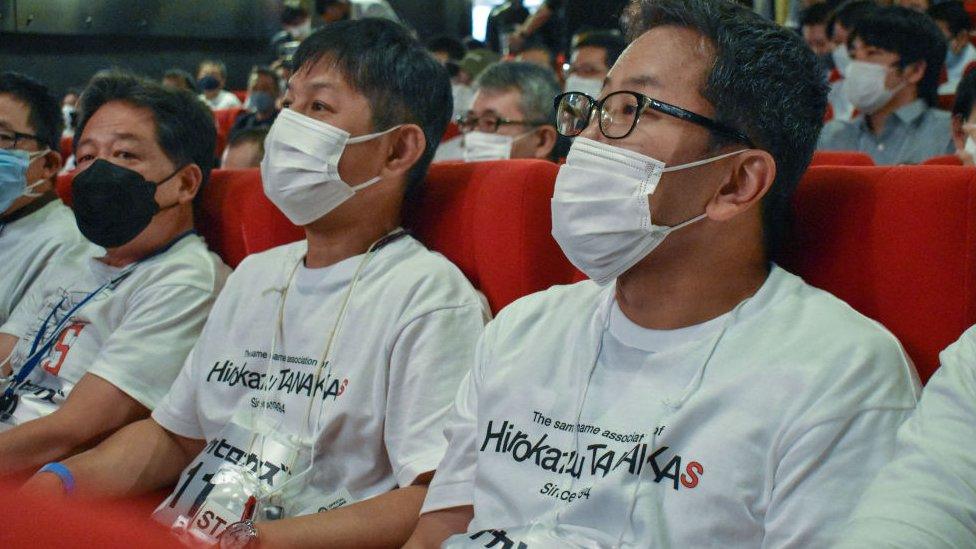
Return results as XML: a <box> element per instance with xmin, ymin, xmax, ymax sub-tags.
<box><xmin>0</xmin><ymin>71</ymin><xmax>63</xmax><ymax>152</ymax></box>
<box><xmin>75</xmin><ymin>71</ymin><xmax>216</xmax><ymax>200</ymax></box>
<box><xmin>475</xmin><ymin>61</ymin><xmax>561</xmax><ymax>126</ymax></box>
<box><xmin>851</xmin><ymin>6</ymin><xmax>947</xmax><ymax>108</ymax></box>
<box><xmin>628</xmin><ymin>0</ymin><xmax>828</xmax><ymax>256</ymax></box>
<box><xmin>291</xmin><ymin>18</ymin><xmax>453</xmax><ymax>209</ymax></box>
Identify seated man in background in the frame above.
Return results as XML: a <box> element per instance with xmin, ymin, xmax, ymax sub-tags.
<box><xmin>952</xmin><ymin>69</ymin><xmax>976</xmax><ymax>165</ymax></box>
<box><xmin>317</xmin><ymin>0</ymin><xmax>400</xmax><ymax>23</ymax></box>
<box><xmin>220</xmin><ymin>127</ymin><xmax>268</xmax><ymax>169</ymax></box>
<box><xmin>407</xmin><ymin>0</ymin><xmax>918</xmax><ymax>547</ymax></box>
<box><xmin>231</xmin><ymin>66</ymin><xmax>281</xmax><ymax>134</ymax></box>
<box><xmin>819</xmin><ymin>6</ymin><xmax>952</xmax><ymax>164</ymax></box>
<box><xmin>456</xmin><ymin>61</ymin><xmax>561</xmax><ymax>162</ymax></box>
<box><xmin>162</xmin><ymin>69</ymin><xmax>198</xmax><ymax>94</ymax></box>
<box><xmin>197</xmin><ymin>59</ymin><xmax>242</xmax><ymax>110</ymax></box>
<box><xmin>23</xmin><ymin>19</ymin><xmax>487</xmax><ymax>549</ymax></box>
<box><xmin>824</xmin><ymin>0</ymin><xmax>879</xmax><ymax>122</ymax></box>
<box><xmin>800</xmin><ymin>2</ymin><xmax>834</xmax><ymax>75</ymax></box>
<box><xmin>515</xmin><ymin>40</ymin><xmax>556</xmax><ymax>72</ymax></box>
<box><xmin>837</xmin><ymin>326</ymin><xmax>976</xmax><ymax>548</ymax></box>
<box><xmin>929</xmin><ymin>0</ymin><xmax>976</xmax><ymax>95</ymax></box>
<box><xmin>0</xmin><ymin>72</ymin><xmax>80</xmax><ymax>325</ymax></box>
<box><xmin>563</xmin><ymin>31</ymin><xmax>627</xmax><ymax>98</ymax></box>
<box><xmin>0</xmin><ymin>72</ymin><xmax>228</xmax><ymax>476</ymax></box>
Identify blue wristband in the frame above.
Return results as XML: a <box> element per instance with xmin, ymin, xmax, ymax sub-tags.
<box><xmin>38</xmin><ymin>462</ymin><xmax>75</xmax><ymax>495</ymax></box>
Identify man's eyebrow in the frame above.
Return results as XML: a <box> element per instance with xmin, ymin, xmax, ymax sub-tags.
<box><xmin>622</xmin><ymin>75</ymin><xmax>662</xmax><ymax>89</ymax></box>
<box><xmin>76</xmin><ymin>132</ymin><xmax>143</xmax><ymax>148</ymax></box>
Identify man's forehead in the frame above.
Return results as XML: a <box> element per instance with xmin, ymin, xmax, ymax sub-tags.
<box><xmin>0</xmin><ymin>93</ymin><xmax>31</xmax><ymax>129</ymax></box>
<box><xmin>82</xmin><ymin>102</ymin><xmax>155</xmax><ymax>140</ymax></box>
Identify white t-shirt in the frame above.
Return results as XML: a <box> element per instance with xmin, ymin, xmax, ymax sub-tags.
<box><xmin>0</xmin><ymin>233</ymin><xmax>229</xmax><ymax>428</ymax></box>
<box><xmin>0</xmin><ymin>198</ymin><xmax>83</xmax><ymax>325</ymax></box>
<box><xmin>424</xmin><ymin>265</ymin><xmax>920</xmax><ymax>548</ymax></box>
<box><xmin>199</xmin><ymin>90</ymin><xmax>242</xmax><ymax>111</ymax></box>
<box><xmin>151</xmin><ymin>235</ymin><xmax>487</xmax><ymax>536</ymax></box>
<box><xmin>837</xmin><ymin>326</ymin><xmax>976</xmax><ymax>549</ymax></box>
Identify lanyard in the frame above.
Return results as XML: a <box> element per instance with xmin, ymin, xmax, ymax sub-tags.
<box><xmin>0</xmin><ymin>230</ymin><xmax>197</xmax><ymax>397</ymax></box>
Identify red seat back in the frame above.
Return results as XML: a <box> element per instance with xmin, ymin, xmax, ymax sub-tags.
<box><xmin>198</xmin><ymin>169</ymin><xmax>304</xmax><ymax>268</ymax></box>
<box><xmin>938</xmin><ymin>94</ymin><xmax>956</xmax><ymax>111</ymax></box>
<box><xmin>231</xmin><ymin>90</ymin><xmax>247</xmax><ymax>103</ymax></box>
<box><xmin>410</xmin><ymin>160</ymin><xmax>577</xmax><ymax>313</ymax></box>
<box><xmin>59</xmin><ymin>135</ymin><xmax>73</xmax><ymax>160</ymax></box>
<box><xmin>923</xmin><ymin>154</ymin><xmax>963</xmax><ymax>166</ymax></box>
<box><xmin>810</xmin><ymin>151</ymin><xmax>875</xmax><ymax>166</ymax></box>
<box><xmin>776</xmin><ymin>165</ymin><xmax>976</xmax><ymax>382</ymax></box>
<box><xmin>213</xmin><ymin>107</ymin><xmax>244</xmax><ymax>157</ymax></box>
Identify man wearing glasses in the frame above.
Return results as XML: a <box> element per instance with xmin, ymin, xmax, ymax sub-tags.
<box><xmin>455</xmin><ymin>61</ymin><xmax>562</xmax><ymax>163</ymax></box>
<box><xmin>0</xmin><ymin>72</ymin><xmax>80</xmax><ymax>326</ymax></box>
<box><xmin>406</xmin><ymin>0</ymin><xmax>919</xmax><ymax>547</ymax></box>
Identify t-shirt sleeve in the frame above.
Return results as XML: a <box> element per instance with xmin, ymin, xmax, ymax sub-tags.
<box><xmin>384</xmin><ymin>303</ymin><xmax>486</xmax><ymax>488</ymax></box>
<box><xmin>837</xmin><ymin>329</ymin><xmax>976</xmax><ymax>549</ymax></box>
<box><xmin>761</xmin><ymin>340</ymin><xmax>919</xmax><ymax>548</ymax></box>
<box><xmin>87</xmin><ymin>283</ymin><xmax>216</xmax><ymax>412</ymax></box>
<box><xmin>420</xmin><ymin>326</ymin><xmax>491</xmax><ymax>514</ymax></box>
<box><xmin>151</xmin><ymin>345</ymin><xmax>205</xmax><ymax>440</ymax></box>
<box><xmin>0</xmin><ymin>270</ymin><xmax>51</xmax><ymax>339</ymax></box>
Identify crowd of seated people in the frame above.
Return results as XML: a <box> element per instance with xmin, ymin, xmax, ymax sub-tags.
<box><xmin>2</xmin><ymin>0</ymin><xmax>976</xmax><ymax>547</ymax></box>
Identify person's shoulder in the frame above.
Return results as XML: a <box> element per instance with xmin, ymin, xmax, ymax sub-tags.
<box><xmin>234</xmin><ymin>240</ymin><xmax>304</xmax><ymax>275</ymax></box>
<box><xmin>374</xmin><ymin>236</ymin><xmax>482</xmax><ymax>308</ymax></box>
<box><xmin>24</xmin><ymin>200</ymin><xmax>82</xmax><ymax>244</ymax></box>
<box><xmin>922</xmin><ymin>105</ymin><xmax>952</xmax><ymax>126</ymax></box>
<box><xmin>136</xmin><ymin>234</ymin><xmax>230</xmax><ymax>293</ymax></box>
<box><xmin>937</xmin><ymin>325</ymin><xmax>976</xmax><ymax>387</ymax></box>
<box><xmin>490</xmin><ymin>279</ymin><xmax>604</xmax><ymax>334</ymax></box>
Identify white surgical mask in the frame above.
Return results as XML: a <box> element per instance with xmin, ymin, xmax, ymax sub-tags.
<box><xmin>452</xmin><ymin>83</ymin><xmax>474</xmax><ymax>119</ymax></box>
<box><xmin>843</xmin><ymin>60</ymin><xmax>902</xmax><ymax>115</ymax></box>
<box><xmin>965</xmin><ymin>136</ymin><xmax>976</xmax><ymax>157</ymax></box>
<box><xmin>260</xmin><ymin>108</ymin><xmax>400</xmax><ymax>225</ymax></box>
<box><xmin>564</xmin><ymin>74</ymin><xmax>604</xmax><ymax>99</ymax></box>
<box><xmin>551</xmin><ymin>137</ymin><xmax>746</xmax><ymax>286</ymax></box>
<box><xmin>832</xmin><ymin>43</ymin><xmax>851</xmax><ymax>75</ymax></box>
<box><xmin>462</xmin><ymin>130</ymin><xmax>533</xmax><ymax>162</ymax></box>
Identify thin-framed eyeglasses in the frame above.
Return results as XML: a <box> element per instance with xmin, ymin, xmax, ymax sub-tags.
<box><xmin>457</xmin><ymin>113</ymin><xmax>548</xmax><ymax>134</ymax></box>
<box><xmin>0</xmin><ymin>128</ymin><xmax>42</xmax><ymax>150</ymax></box>
<box><xmin>553</xmin><ymin>90</ymin><xmax>754</xmax><ymax>146</ymax></box>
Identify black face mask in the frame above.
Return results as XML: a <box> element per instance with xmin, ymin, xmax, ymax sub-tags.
<box><xmin>71</xmin><ymin>159</ymin><xmax>183</xmax><ymax>248</ymax></box>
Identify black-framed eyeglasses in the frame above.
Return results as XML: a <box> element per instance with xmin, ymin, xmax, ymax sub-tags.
<box><xmin>457</xmin><ymin>113</ymin><xmax>547</xmax><ymax>134</ymax></box>
<box><xmin>0</xmin><ymin>128</ymin><xmax>42</xmax><ymax>150</ymax></box>
<box><xmin>553</xmin><ymin>91</ymin><xmax>753</xmax><ymax>146</ymax></box>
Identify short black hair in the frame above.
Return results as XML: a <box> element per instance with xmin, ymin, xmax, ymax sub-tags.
<box><xmin>281</xmin><ymin>5</ymin><xmax>309</xmax><ymax>25</ymax></box>
<box><xmin>315</xmin><ymin>0</ymin><xmax>346</xmax><ymax>15</ymax></box>
<box><xmin>75</xmin><ymin>71</ymin><xmax>216</xmax><ymax>201</ymax></box>
<box><xmin>800</xmin><ymin>2</ymin><xmax>832</xmax><ymax>28</ymax></box>
<box><xmin>573</xmin><ymin>31</ymin><xmax>628</xmax><ymax>69</ymax></box>
<box><xmin>826</xmin><ymin>0</ymin><xmax>877</xmax><ymax>40</ymax></box>
<box><xmin>851</xmin><ymin>6</ymin><xmax>947</xmax><ymax>107</ymax></box>
<box><xmin>928</xmin><ymin>1</ymin><xmax>973</xmax><ymax>36</ymax></box>
<box><xmin>629</xmin><ymin>0</ymin><xmax>828</xmax><ymax>256</ymax></box>
<box><xmin>953</xmin><ymin>67</ymin><xmax>976</xmax><ymax>119</ymax></box>
<box><xmin>197</xmin><ymin>59</ymin><xmax>227</xmax><ymax>80</ymax></box>
<box><xmin>163</xmin><ymin>68</ymin><xmax>199</xmax><ymax>93</ymax></box>
<box><xmin>249</xmin><ymin>65</ymin><xmax>282</xmax><ymax>97</ymax></box>
<box><xmin>292</xmin><ymin>19</ymin><xmax>452</xmax><ymax>210</ymax></box>
<box><xmin>0</xmin><ymin>72</ymin><xmax>63</xmax><ymax>152</ymax></box>
<box><xmin>427</xmin><ymin>35</ymin><xmax>467</xmax><ymax>61</ymax></box>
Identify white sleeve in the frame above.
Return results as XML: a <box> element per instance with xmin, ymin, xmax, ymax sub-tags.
<box><xmin>384</xmin><ymin>304</ymin><xmax>486</xmax><ymax>488</ymax></box>
<box><xmin>0</xmin><ymin>271</ymin><xmax>49</xmax><ymax>339</ymax></box>
<box><xmin>87</xmin><ymin>284</ymin><xmax>216</xmax><ymax>411</ymax></box>
<box><xmin>837</xmin><ymin>332</ymin><xmax>976</xmax><ymax>549</ymax></box>
<box><xmin>420</xmin><ymin>325</ymin><xmax>491</xmax><ymax>514</ymax></box>
<box><xmin>151</xmin><ymin>345</ymin><xmax>205</xmax><ymax>440</ymax></box>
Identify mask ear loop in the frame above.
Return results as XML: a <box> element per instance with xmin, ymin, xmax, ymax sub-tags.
<box><xmin>23</xmin><ymin>149</ymin><xmax>52</xmax><ymax>198</ymax></box>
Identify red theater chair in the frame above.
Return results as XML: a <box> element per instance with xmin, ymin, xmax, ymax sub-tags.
<box><xmin>232</xmin><ymin>89</ymin><xmax>247</xmax><ymax>103</ymax></box>
<box><xmin>809</xmin><ymin>151</ymin><xmax>875</xmax><ymax>166</ymax></box>
<box><xmin>923</xmin><ymin>154</ymin><xmax>964</xmax><ymax>166</ymax></box>
<box><xmin>410</xmin><ymin>160</ymin><xmax>578</xmax><ymax>313</ymax></box>
<box><xmin>939</xmin><ymin>94</ymin><xmax>956</xmax><ymax>111</ymax></box>
<box><xmin>776</xmin><ymin>165</ymin><xmax>976</xmax><ymax>382</ymax></box>
<box><xmin>59</xmin><ymin>135</ymin><xmax>73</xmax><ymax>160</ymax></box>
<box><xmin>213</xmin><ymin>107</ymin><xmax>244</xmax><ymax>157</ymax></box>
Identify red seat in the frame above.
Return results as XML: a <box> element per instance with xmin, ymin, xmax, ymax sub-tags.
<box><xmin>776</xmin><ymin>165</ymin><xmax>976</xmax><ymax>382</ymax></box>
<box><xmin>442</xmin><ymin>121</ymin><xmax>460</xmax><ymax>142</ymax></box>
<box><xmin>810</xmin><ymin>151</ymin><xmax>875</xmax><ymax>166</ymax></box>
<box><xmin>231</xmin><ymin>89</ymin><xmax>247</xmax><ymax>103</ymax></box>
<box><xmin>410</xmin><ymin>160</ymin><xmax>577</xmax><ymax>313</ymax></box>
<box><xmin>923</xmin><ymin>154</ymin><xmax>963</xmax><ymax>166</ymax></box>
<box><xmin>213</xmin><ymin>107</ymin><xmax>244</xmax><ymax>158</ymax></box>
<box><xmin>197</xmin><ymin>169</ymin><xmax>304</xmax><ymax>268</ymax></box>
<box><xmin>59</xmin><ymin>135</ymin><xmax>73</xmax><ymax>160</ymax></box>
<box><xmin>938</xmin><ymin>94</ymin><xmax>956</xmax><ymax>111</ymax></box>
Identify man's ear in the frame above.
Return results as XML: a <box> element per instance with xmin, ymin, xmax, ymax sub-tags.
<box><xmin>382</xmin><ymin>124</ymin><xmax>426</xmax><ymax>178</ymax></box>
<box><xmin>39</xmin><ymin>150</ymin><xmax>63</xmax><ymax>181</ymax></box>
<box><xmin>706</xmin><ymin>149</ymin><xmax>776</xmax><ymax>222</ymax></box>
<box><xmin>903</xmin><ymin>60</ymin><xmax>926</xmax><ymax>86</ymax></box>
<box><xmin>532</xmin><ymin>126</ymin><xmax>558</xmax><ymax>160</ymax></box>
<box><xmin>175</xmin><ymin>164</ymin><xmax>203</xmax><ymax>204</ymax></box>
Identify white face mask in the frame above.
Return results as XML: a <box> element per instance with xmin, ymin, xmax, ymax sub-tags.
<box><xmin>462</xmin><ymin>130</ymin><xmax>533</xmax><ymax>162</ymax></box>
<box><xmin>832</xmin><ymin>43</ymin><xmax>851</xmax><ymax>74</ymax></box>
<box><xmin>260</xmin><ymin>108</ymin><xmax>400</xmax><ymax>225</ymax></box>
<box><xmin>286</xmin><ymin>19</ymin><xmax>312</xmax><ymax>41</ymax></box>
<box><xmin>965</xmin><ymin>136</ymin><xmax>976</xmax><ymax>157</ymax></box>
<box><xmin>843</xmin><ymin>60</ymin><xmax>903</xmax><ymax>115</ymax></box>
<box><xmin>564</xmin><ymin>74</ymin><xmax>604</xmax><ymax>99</ymax></box>
<box><xmin>551</xmin><ymin>137</ymin><xmax>746</xmax><ymax>286</ymax></box>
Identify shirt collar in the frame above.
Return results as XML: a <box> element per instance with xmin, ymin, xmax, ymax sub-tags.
<box><xmin>892</xmin><ymin>99</ymin><xmax>928</xmax><ymax>125</ymax></box>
